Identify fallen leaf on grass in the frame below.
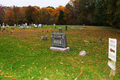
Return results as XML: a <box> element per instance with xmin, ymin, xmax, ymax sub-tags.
<box><xmin>67</xmin><ymin>74</ymin><xmax>70</xmax><ymax>77</ymax></box>
<box><xmin>12</xmin><ymin>77</ymin><xmax>16</xmax><ymax>79</ymax></box>
<box><xmin>60</xmin><ymin>62</ymin><xmax>63</xmax><ymax>64</ymax></box>
<box><xmin>21</xmin><ymin>65</ymin><xmax>25</xmax><ymax>67</ymax></box>
<box><xmin>39</xmin><ymin>71</ymin><xmax>42</xmax><ymax>74</ymax></box>
<box><xmin>38</xmin><ymin>77</ymin><xmax>42</xmax><ymax>79</ymax></box>
<box><xmin>0</xmin><ymin>72</ymin><xmax>4</xmax><ymax>75</ymax></box>
<box><xmin>74</xmin><ymin>78</ymin><xmax>77</xmax><ymax>80</ymax></box>
<box><xmin>44</xmin><ymin>67</ymin><xmax>46</xmax><ymax>69</ymax></box>
<box><xmin>44</xmin><ymin>78</ymin><xmax>48</xmax><ymax>80</ymax></box>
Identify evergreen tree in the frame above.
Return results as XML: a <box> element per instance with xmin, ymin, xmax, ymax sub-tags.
<box><xmin>58</xmin><ymin>10</ymin><xmax>65</xmax><ymax>24</ymax></box>
<box><xmin>94</xmin><ymin>0</ymin><xmax>107</xmax><ymax>25</ymax></box>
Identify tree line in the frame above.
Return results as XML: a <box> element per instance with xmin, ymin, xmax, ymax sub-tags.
<box><xmin>0</xmin><ymin>0</ymin><xmax>120</xmax><ymax>28</ymax></box>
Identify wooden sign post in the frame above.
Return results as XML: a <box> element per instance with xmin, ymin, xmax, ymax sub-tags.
<box><xmin>108</xmin><ymin>38</ymin><xmax>117</xmax><ymax>77</ymax></box>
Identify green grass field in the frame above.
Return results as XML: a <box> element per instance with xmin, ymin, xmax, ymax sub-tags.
<box><xmin>0</xmin><ymin>25</ymin><xmax>120</xmax><ymax>80</ymax></box>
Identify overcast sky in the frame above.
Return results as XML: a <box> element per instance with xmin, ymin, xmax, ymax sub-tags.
<box><xmin>0</xmin><ymin>0</ymin><xmax>70</xmax><ymax>8</ymax></box>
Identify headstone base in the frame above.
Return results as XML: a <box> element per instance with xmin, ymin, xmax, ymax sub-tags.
<box><xmin>50</xmin><ymin>47</ymin><xmax>70</xmax><ymax>52</ymax></box>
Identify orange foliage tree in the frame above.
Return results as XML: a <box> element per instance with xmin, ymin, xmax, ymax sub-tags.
<box><xmin>4</xmin><ymin>8</ymin><xmax>15</xmax><ymax>25</ymax></box>
<box><xmin>53</xmin><ymin>6</ymin><xmax>66</xmax><ymax>24</ymax></box>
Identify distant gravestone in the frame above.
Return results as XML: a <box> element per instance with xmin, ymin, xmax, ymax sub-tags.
<box><xmin>41</xmin><ymin>36</ymin><xmax>47</xmax><ymax>40</ymax></box>
<box><xmin>2</xmin><ymin>23</ymin><xmax>5</xmax><ymax>30</ymax></box>
<box><xmin>82</xmin><ymin>24</ymin><xmax>86</xmax><ymax>28</ymax></box>
<box><xmin>25</xmin><ymin>23</ymin><xmax>27</xmax><ymax>26</ymax></box>
<box><xmin>6</xmin><ymin>24</ymin><xmax>9</xmax><ymax>28</ymax></box>
<box><xmin>37</xmin><ymin>35</ymin><xmax>39</xmax><ymax>37</ymax></box>
<box><xmin>26</xmin><ymin>26</ymin><xmax>29</xmax><ymax>28</ymax></box>
<box><xmin>11</xmin><ymin>31</ymin><xmax>13</xmax><ymax>34</ymax></box>
<box><xmin>80</xmin><ymin>28</ymin><xmax>83</xmax><ymax>30</ymax></box>
<box><xmin>21</xmin><ymin>24</ymin><xmax>25</xmax><ymax>29</ymax></box>
<box><xmin>35</xmin><ymin>25</ymin><xmax>38</xmax><ymax>28</ymax></box>
<box><xmin>59</xmin><ymin>28</ymin><xmax>62</xmax><ymax>33</ymax></box>
<box><xmin>41</xmin><ymin>24</ymin><xmax>43</xmax><ymax>28</ymax></box>
<box><xmin>98</xmin><ymin>37</ymin><xmax>103</xmax><ymax>43</ymax></box>
<box><xmin>14</xmin><ymin>24</ymin><xmax>16</xmax><ymax>27</ymax></box>
<box><xmin>65</xmin><ymin>26</ymin><xmax>67</xmax><ymax>31</ymax></box>
<box><xmin>53</xmin><ymin>24</ymin><xmax>55</xmax><ymax>26</ymax></box>
<box><xmin>55</xmin><ymin>26</ymin><xmax>56</xmax><ymax>29</ymax></box>
<box><xmin>71</xmin><ymin>27</ymin><xmax>75</xmax><ymax>29</ymax></box>
<box><xmin>39</xmin><ymin>24</ymin><xmax>42</xmax><ymax>27</ymax></box>
<box><xmin>2</xmin><ymin>23</ymin><xmax>4</xmax><ymax>28</ymax></box>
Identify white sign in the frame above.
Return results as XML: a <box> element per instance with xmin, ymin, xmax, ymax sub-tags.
<box><xmin>108</xmin><ymin>38</ymin><xmax>117</xmax><ymax>62</ymax></box>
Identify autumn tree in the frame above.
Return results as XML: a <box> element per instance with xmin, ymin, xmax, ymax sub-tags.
<box><xmin>0</xmin><ymin>5</ymin><xmax>5</xmax><ymax>24</ymax></box>
<box><xmin>105</xmin><ymin>0</ymin><xmax>118</xmax><ymax>27</ymax></box>
<box><xmin>4</xmin><ymin>7</ymin><xmax>15</xmax><ymax>25</ymax></box>
<box><xmin>18</xmin><ymin>7</ymin><xmax>26</xmax><ymax>24</ymax></box>
<box><xmin>65</xmin><ymin>3</ymin><xmax>74</xmax><ymax>24</ymax></box>
<box><xmin>25</xmin><ymin>6</ymin><xmax>36</xmax><ymax>24</ymax></box>
<box><xmin>53</xmin><ymin>6</ymin><xmax>66</xmax><ymax>24</ymax></box>
<box><xmin>13</xmin><ymin>6</ymin><xmax>20</xmax><ymax>24</ymax></box>
<box><xmin>33</xmin><ymin>6</ymin><xmax>41</xmax><ymax>24</ymax></box>
<box><xmin>46</xmin><ymin>7</ymin><xmax>54</xmax><ymax>24</ymax></box>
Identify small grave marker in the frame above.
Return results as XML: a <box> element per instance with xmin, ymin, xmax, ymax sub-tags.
<box><xmin>11</xmin><ymin>31</ymin><xmax>13</xmax><ymax>34</ymax></box>
<box><xmin>82</xmin><ymin>24</ymin><xmax>86</xmax><ymax>28</ymax></box>
<box><xmin>65</xmin><ymin>26</ymin><xmax>67</xmax><ymax>31</ymax></box>
<box><xmin>2</xmin><ymin>23</ymin><xmax>4</xmax><ymax>28</ymax></box>
<box><xmin>98</xmin><ymin>37</ymin><xmax>103</xmax><ymax>43</ymax></box>
<box><xmin>59</xmin><ymin>28</ymin><xmax>62</xmax><ymax>33</ymax></box>
<box><xmin>41</xmin><ymin>36</ymin><xmax>47</xmax><ymax>40</ymax></box>
<box><xmin>37</xmin><ymin>35</ymin><xmax>39</xmax><ymax>37</ymax></box>
<box><xmin>80</xmin><ymin>28</ymin><xmax>83</xmax><ymax>30</ymax></box>
<box><xmin>14</xmin><ymin>24</ymin><xmax>16</xmax><ymax>27</ymax></box>
<box><xmin>21</xmin><ymin>24</ymin><xmax>25</xmax><ymax>29</ymax></box>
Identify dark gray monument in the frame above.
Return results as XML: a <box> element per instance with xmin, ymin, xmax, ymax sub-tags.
<box><xmin>41</xmin><ymin>24</ymin><xmax>43</xmax><ymax>28</ymax></box>
<box><xmin>59</xmin><ymin>28</ymin><xmax>62</xmax><ymax>33</ymax></box>
<box><xmin>21</xmin><ymin>24</ymin><xmax>25</xmax><ymax>29</ymax></box>
<box><xmin>52</xmin><ymin>33</ymin><xmax>67</xmax><ymax>48</ymax></box>
<box><xmin>98</xmin><ymin>37</ymin><xmax>103</xmax><ymax>43</ymax></box>
<box><xmin>65</xmin><ymin>26</ymin><xmax>67</xmax><ymax>31</ymax></box>
<box><xmin>50</xmin><ymin>33</ymin><xmax>70</xmax><ymax>52</ymax></box>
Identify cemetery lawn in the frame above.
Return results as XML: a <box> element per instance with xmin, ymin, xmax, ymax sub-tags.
<box><xmin>0</xmin><ymin>25</ymin><xmax>120</xmax><ymax>80</ymax></box>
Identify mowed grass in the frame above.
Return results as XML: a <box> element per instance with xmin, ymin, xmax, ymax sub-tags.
<box><xmin>0</xmin><ymin>25</ymin><xmax>120</xmax><ymax>80</ymax></box>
